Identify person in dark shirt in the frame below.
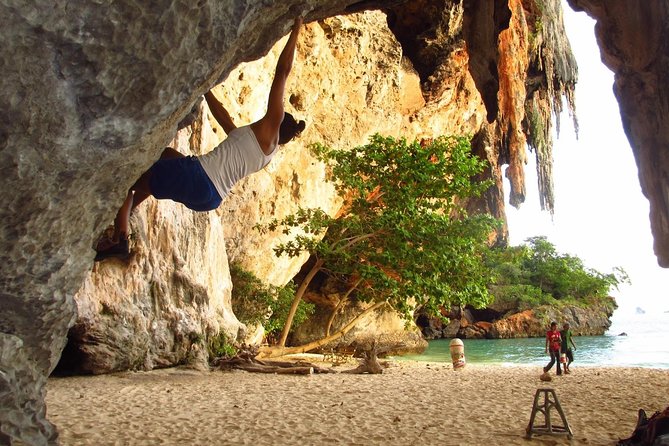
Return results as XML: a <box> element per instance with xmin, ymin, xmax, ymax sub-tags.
<box><xmin>560</xmin><ymin>322</ymin><xmax>577</xmax><ymax>374</ymax></box>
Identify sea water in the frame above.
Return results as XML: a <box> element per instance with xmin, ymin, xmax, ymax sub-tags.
<box><xmin>401</xmin><ymin>310</ymin><xmax>669</xmax><ymax>369</ymax></box>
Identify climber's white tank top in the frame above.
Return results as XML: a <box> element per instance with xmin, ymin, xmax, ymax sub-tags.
<box><xmin>198</xmin><ymin>125</ymin><xmax>277</xmax><ymax>199</ymax></box>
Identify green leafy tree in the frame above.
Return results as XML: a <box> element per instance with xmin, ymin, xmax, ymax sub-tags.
<box><xmin>256</xmin><ymin>134</ymin><xmax>499</xmax><ymax>356</ymax></box>
<box><xmin>486</xmin><ymin>236</ymin><xmax>629</xmax><ymax>309</ymax></box>
<box><xmin>230</xmin><ymin>264</ymin><xmax>314</xmax><ymax>342</ymax></box>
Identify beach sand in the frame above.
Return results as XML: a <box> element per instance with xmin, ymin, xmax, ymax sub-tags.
<box><xmin>46</xmin><ymin>359</ymin><xmax>668</xmax><ymax>445</ymax></box>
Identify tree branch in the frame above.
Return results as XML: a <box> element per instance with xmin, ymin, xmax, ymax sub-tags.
<box><xmin>260</xmin><ymin>301</ymin><xmax>387</xmax><ymax>358</ymax></box>
<box><xmin>277</xmin><ymin>258</ymin><xmax>324</xmax><ymax>347</ymax></box>
<box><xmin>325</xmin><ymin>278</ymin><xmax>363</xmax><ymax>336</ymax></box>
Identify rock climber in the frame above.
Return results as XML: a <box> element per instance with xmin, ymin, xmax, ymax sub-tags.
<box><xmin>95</xmin><ymin>17</ymin><xmax>305</xmax><ymax>261</ymax></box>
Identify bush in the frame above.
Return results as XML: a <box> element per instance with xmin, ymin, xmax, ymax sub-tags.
<box><xmin>207</xmin><ymin>332</ymin><xmax>237</xmax><ymax>359</ymax></box>
<box><xmin>230</xmin><ymin>264</ymin><xmax>314</xmax><ymax>340</ymax></box>
<box><xmin>485</xmin><ymin>236</ymin><xmax>628</xmax><ymax>307</ymax></box>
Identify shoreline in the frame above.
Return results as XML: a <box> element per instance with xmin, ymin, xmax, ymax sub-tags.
<box><xmin>46</xmin><ymin>360</ymin><xmax>668</xmax><ymax>445</ymax></box>
<box><xmin>401</xmin><ymin>334</ymin><xmax>669</xmax><ymax>370</ymax></box>
<box><xmin>397</xmin><ymin>356</ymin><xmax>669</xmax><ymax>369</ymax></box>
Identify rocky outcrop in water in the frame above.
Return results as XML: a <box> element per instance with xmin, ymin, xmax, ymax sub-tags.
<box><xmin>418</xmin><ymin>298</ymin><xmax>617</xmax><ymax>339</ymax></box>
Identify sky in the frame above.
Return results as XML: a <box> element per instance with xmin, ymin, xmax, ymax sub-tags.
<box><xmin>503</xmin><ymin>2</ymin><xmax>669</xmax><ymax>315</ymax></box>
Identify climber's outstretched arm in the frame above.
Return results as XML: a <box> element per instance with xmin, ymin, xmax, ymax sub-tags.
<box><xmin>205</xmin><ymin>91</ymin><xmax>236</xmax><ymax>134</ymax></box>
<box><xmin>265</xmin><ymin>17</ymin><xmax>302</xmax><ymax>127</ymax></box>
<box><xmin>253</xmin><ymin>17</ymin><xmax>302</xmax><ymax>150</ymax></box>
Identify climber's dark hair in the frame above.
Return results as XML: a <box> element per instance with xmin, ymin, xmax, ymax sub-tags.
<box><xmin>278</xmin><ymin>112</ymin><xmax>306</xmax><ymax>145</ymax></box>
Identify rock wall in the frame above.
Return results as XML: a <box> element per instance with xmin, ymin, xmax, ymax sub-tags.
<box><xmin>1</xmin><ymin>0</ymin><xmax>666</xmax><ymax>444</ymax></box>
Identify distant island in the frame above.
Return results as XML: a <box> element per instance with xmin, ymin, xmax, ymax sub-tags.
<box><xmin>417</xmin><ymin>237</ymin><xmax>626</xmax><ymax>339</ymax></box>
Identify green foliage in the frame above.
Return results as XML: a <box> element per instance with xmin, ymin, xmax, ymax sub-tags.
<box><xmin>257</xmin><ymin>134</ymin><xmax>500</xmax><ymax>323</ymax></box>
<box><xmin>485</xmin><ymin>236</ymin><xmax>629</xmax><ymax>307</ymax></box>
<box><xmin>229</xmin><ymin>264</ymin><xmax>314</xmax><ymax>339</ymax></box>
<box><xmin>263</xmin><ymin>287</ymin><xmax>315</xmax><ymax>342</ymax></box>
<box><xmin>528</xmin><ymin>0</ymin><xmax>546</xmax><ymax>50</ymax></box>
<box><xmin>488</xmin><ymin>284</ymin><xmax>554</xmax><ymax>311</ymax></box>
<box><xmin>207</xmin><ymin>332</ymin><xmax>237</xmax><ymax>359</ymax></box>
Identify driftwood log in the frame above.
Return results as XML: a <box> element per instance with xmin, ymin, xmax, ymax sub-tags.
<box><xmin>341</xmin><ymin>341</ymin><xmax>401</xmax><ymax>374</ymax></box>
<box><xmin>213</xmin><ymin>348</ymin><xmax>336</xmax><ymax>374</ymax></box>
<box><xmin>214</xmin><ymin>342</ymin><xmax>403</xmax><ymax>375</ymax></box>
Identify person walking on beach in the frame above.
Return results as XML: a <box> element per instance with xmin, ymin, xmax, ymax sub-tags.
<box><xmin>560</xmin><ymin>322</ymin><xmax>576</xmax><ymax>373</ymax></box>
<box><xmin>95</xmin><ymin>18</ymin><xmax>306</xmax><ymax>261</ymax></box>
<box><xmin>543</xmin><ymin>321</ymin><xmax>562</xmax><ymax>376</ymax></box>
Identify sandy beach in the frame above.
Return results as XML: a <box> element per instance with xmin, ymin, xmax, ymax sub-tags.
<box><xmin>46</xmin><ymin>359</ymin><xmax>668</xmax><ymax>445</ymax></box>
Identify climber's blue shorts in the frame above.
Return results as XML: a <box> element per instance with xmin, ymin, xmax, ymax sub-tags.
<box><xmin>149</xmin><ymin>155</ymin><xmax>222</xmax><ymax>212</ymax></box>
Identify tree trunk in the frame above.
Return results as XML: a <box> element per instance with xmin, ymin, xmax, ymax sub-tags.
<box><xmin>342</xmin><ymin>341</ymin><xmax>386</xmax><ymax>374</ymax></box>
<box><xmin>214</xmin><ymin>349</ymin><xmax>335</xmax><ymax>374</ymax></box>
<box><xmin>260</xmin><ymin>301</ymin><xmax>387</xmax><ymax>358</ymax></box>
<box><xmin>277</xmin><ymin>258</ymin><xmax>324</xmax><ymax>347</ymax></box>
<box><xmin>325</xmin><ymin>279</ymin><xmax>361</xmax><ymax>337</ymax></box>
<box><xmin>237</xmin><ymin>365</ymin><xmax>315</xmax><ymax>374</ymax></box>
<box><xmin>342</xmin><ymin>341</ymin><xmax>399</xmax><ymax>375</ymax></box>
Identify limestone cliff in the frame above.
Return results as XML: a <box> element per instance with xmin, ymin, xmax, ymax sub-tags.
<box><xmin>1</xmin><ymin>0</ymin><xmax>667</xmax><ymax>444</ymax></box>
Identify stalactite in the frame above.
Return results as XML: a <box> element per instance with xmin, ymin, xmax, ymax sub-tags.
<box><xmin>523</xmin><ymin>0</ymin><xmax>578</xmax><ymax>214</ymax></box>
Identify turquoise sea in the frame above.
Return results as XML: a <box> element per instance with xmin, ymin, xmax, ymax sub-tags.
<box><xmin>401</xmin><ymin>310</ymin><xmax>669</xmax><ymax>369</ymax></box>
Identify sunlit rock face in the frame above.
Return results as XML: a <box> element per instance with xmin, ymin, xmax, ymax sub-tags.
<box><xmin>567</xmin><ymin>0</ymin><xmax>669</xmax><ymax>267</ymax></box>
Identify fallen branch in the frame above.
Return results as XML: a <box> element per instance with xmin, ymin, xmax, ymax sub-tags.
<box><xmin>258</xmin><ymin>301</ymin><xmax>388</xmax><ymax>359</ymax></box>
<box><xmin>213</xmin><ymin>347</ymin><xmax>335</xmax><ymax>374</ymax></box>
<box><xmin>233</xmin><ymin>365</ymin><xmax>314</xmax><ymax>375</ymax></box>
